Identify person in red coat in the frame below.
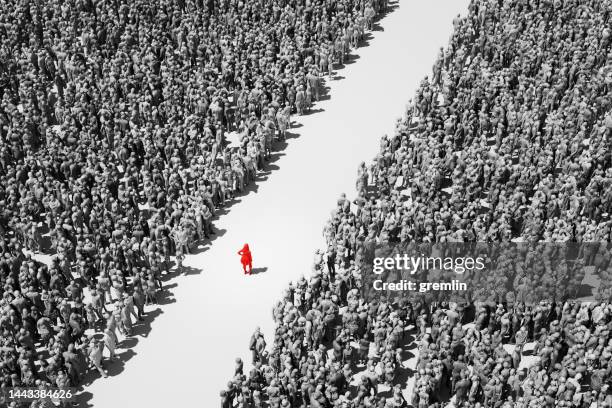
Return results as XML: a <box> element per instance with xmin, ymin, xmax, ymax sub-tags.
<box><xmin>238</xmin><ymin>244</ymin><xmax>253</xmax><ymax>274</ymax></box>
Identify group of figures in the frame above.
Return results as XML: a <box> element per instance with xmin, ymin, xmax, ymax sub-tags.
<box><xmin>0</xmin><ymin>0</ymin><xmax>388</xmax><ymax>404</ymax></box>
<box><xmin>223</xmin><ymin>0</ymin><xmax>612</xmax><ymax>407</ymax></box>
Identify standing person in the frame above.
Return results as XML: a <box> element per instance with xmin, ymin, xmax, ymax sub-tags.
<box><xmin>238</xmin><ymin>244</ymin><xmax>253</xmax><ymax>275</ymax></box>
<box><xmin>305</xmin><ymin>83</ymin><xmax>313</xmax><ymax>113</ymax></box>
<box><xmin>103</xmin><ymin>328</ymin><xmax>117</xmax><ymax>360</ymax></box>
<box><xmin>119</xmin><ymin>300</ymin><xmax>133</xmax><ymax>337</ymax></box>
<box><xmin>307</xmin><ymin>70</ymin><xmax>320</xmax><ymax>102</ymax></box>
<box><xmin>104</xmin><ymin>312</ymin><xmax>119</xmax><ymax>347</ymax></box>
<box><xmin>123</xmin><ymin>293</ymin><xmax>139</xmax><ymax>322</ymax></box>
<box><xmin>295</xmin><ymin>85</ymin><xmax>305</xmax><ymax>116</ymax></box>
<box><xmin>176</xmin><ymin>248</ymin><xmax>185</xmax><ymax>274</ymax></box>
<box><xmin>249</xmin><ymin>327</ymin><xmax>266</xmax><ymax>364</ymax></box>
<box><xmin>146</xmin><ymin>275</ymin><xmax>158</xmax><ymax>305</ymax></box>
<box><xmin>88</xmin><ymin>339</ymin><xmax>108</xmax><ymax>378</ymax></box>
<box><xmin>133</xmin><ymin>283</ymin><xmax>146</xmax><ymax>319</ymax></box>
<box><xmin>276</xmin><ymin>105</ymin><xmax>291</xmax><ymax>141</ymax></box>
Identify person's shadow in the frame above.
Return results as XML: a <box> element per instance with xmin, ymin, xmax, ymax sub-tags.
<box><xmin>250</xmin><ymin>267</ymin><xmax>268</xmax><ymax>275</ymax></box>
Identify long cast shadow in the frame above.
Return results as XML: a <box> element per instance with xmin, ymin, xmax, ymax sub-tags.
<box><xmin>250</xmin><ymin>267</ymin><xmax>268</xmax><ymax>275</ymax></box>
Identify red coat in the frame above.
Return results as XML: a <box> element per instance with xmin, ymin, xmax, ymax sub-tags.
<box><xmin>238</xmin><ymin>244</ymin><xmax>252</xmax><ymax>266</ymax></box>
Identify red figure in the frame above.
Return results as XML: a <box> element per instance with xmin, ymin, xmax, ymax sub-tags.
<box><xmin>238</xmin><ymin>244</ymin><xmax>253</xmax><ymax>274</ymax></box>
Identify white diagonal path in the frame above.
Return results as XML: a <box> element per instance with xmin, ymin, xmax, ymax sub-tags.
<box><xmin>84</xmin><ymin>1</ymin><xmax>469</xmax><ymax>406</ymax></box>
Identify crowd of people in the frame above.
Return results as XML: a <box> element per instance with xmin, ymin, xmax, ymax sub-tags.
<box><xmin>224</xmin><ymin>0</ymin><xmax>612</xmax><ymax>407</ymax></box>
<box><xmin>0</xmin><ymin>0</ymin><xmax>388</xmax><ymax>403</ymax></box>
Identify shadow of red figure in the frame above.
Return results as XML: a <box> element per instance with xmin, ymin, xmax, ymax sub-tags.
<box><xmin>238</xmin><ymin>244</ymin><xmax>253</xmax><ymax>274</ymax></box>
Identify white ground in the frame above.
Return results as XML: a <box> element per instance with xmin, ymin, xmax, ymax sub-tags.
<box><xmin>84</xmin><ymin>1</ymin><xmax>469</xmax><ymax>407</ymax></box>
